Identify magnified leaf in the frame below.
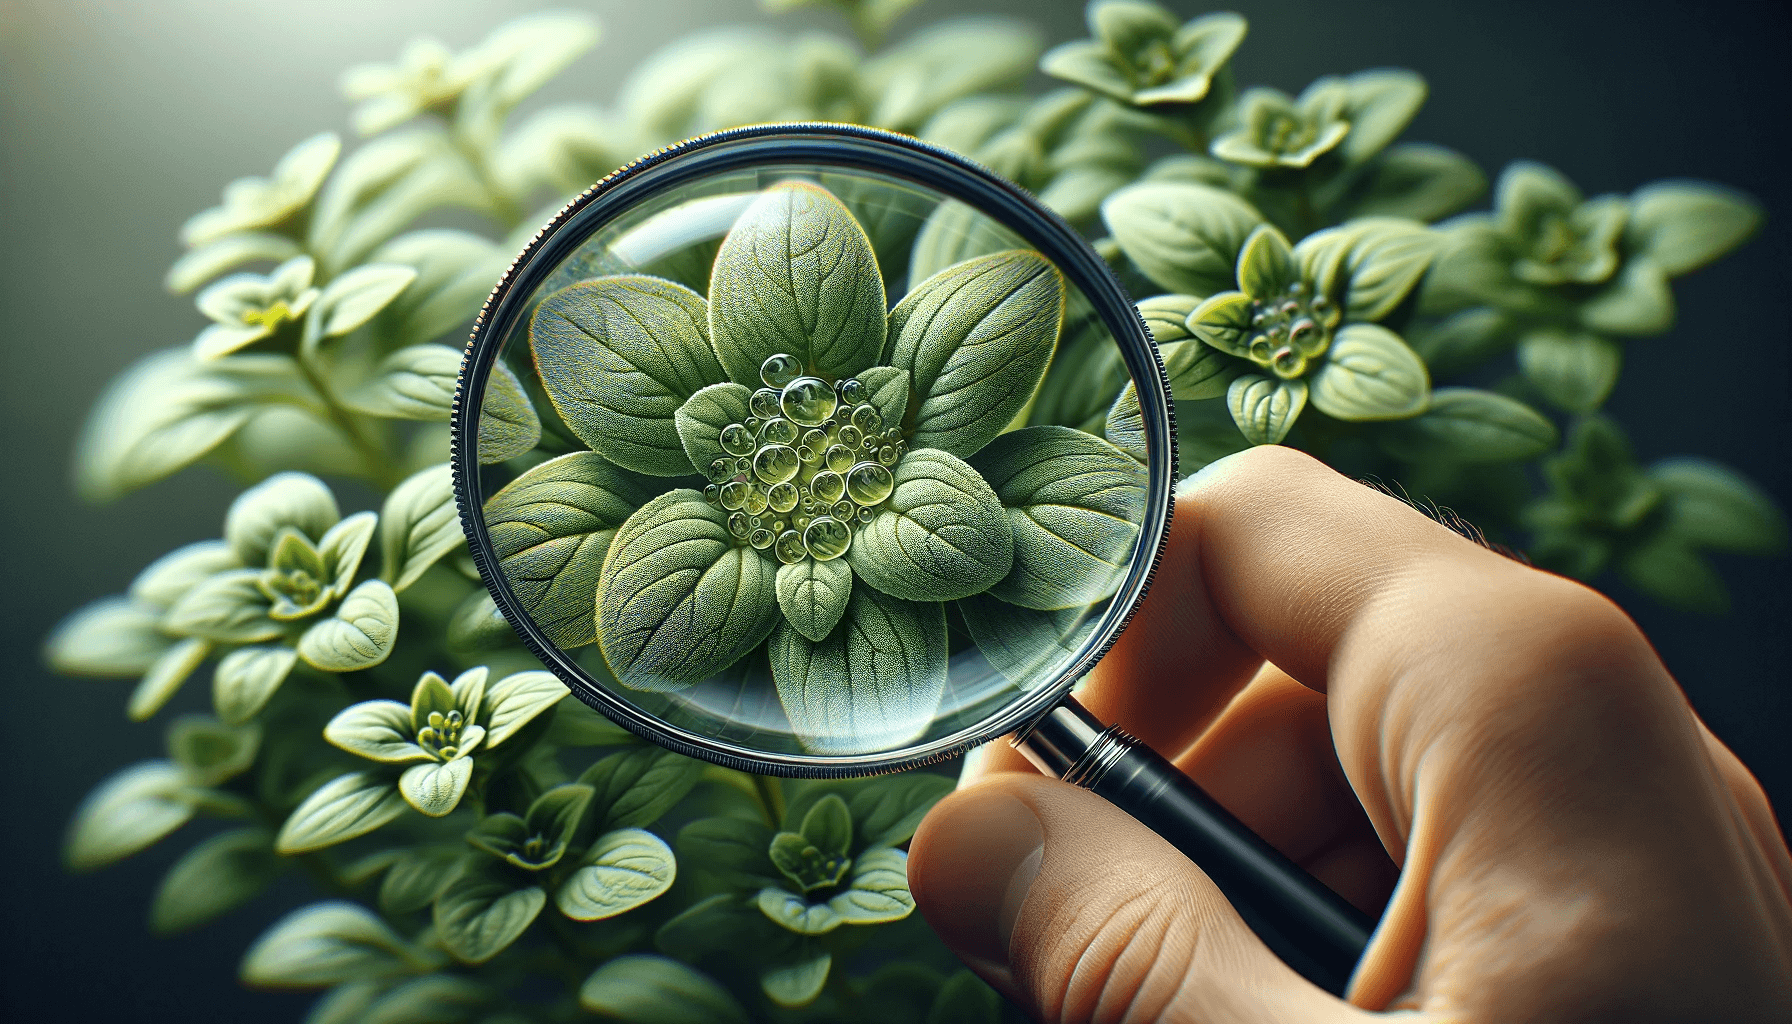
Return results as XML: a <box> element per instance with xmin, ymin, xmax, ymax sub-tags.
<box><xmin>855</xmin><ymin>365</ymin><xmax>910</xmax><ymax>429</ymax></box>
<box><xmin>971</xmin><ymin>426</ymin><xmax>1146</xmax><ymax>610</ymax></box>
<box><xmin>276</xmin><ymin>771</ymin><xmax>408</xmax><ymax>854</ymax></box>
<box><xmin>579</xmin><ymin>955</ymin><xmax>748</xmax><ymax>1024</ymax></box>
<box><xmin>776</xmin><ymin>558</ymin><xmax>853</xmax><ymax>643</ymax></box>
<box><xmin>556</xmin><ymin>828</ymin><xmax>676</xmax><ymax>921</ymax></box>
<box><xmin>532</xmin><ymin>275</ymin><xmax>721</xmax><ymax>476</ymax></box>
<box><xmin>709</xmin><ymin>182</ymin><xmax>887</xmax><ymax>385</ymax></box>
<box><xmin>296</xmin><ymin>580</ymin><xmax>399</xmax><ymax>672</ymax></box>
<box><xmin>1308</xmin><ymin>324</ymin><xmax>1429</xmax><ymax>421</ymax></box>
<box><xmin>888</xmin><ymin>250</ymin><xmax>1064</xmax><ymax>459</ymax></box>
<box><xmin>1028</xmin><ymin>295</ymin><xmax>1130</xmax><ymax>432</ymax></box>
<box><xmin>596</xmin><ymin>491</ymin><xmax>780</xmax><ymax>691</ymax></box>
<box><xmin>674</xmin><ymin>383</ymin><xmax>753</xmax><ymax>479</ymax></box>
<box><xmin>240</xmin><ymin>901</ymin><xmax>425</xmax><ymax>987</ymax></box>
<box><xmin>477</xmin><ymin>362</ymin><xmax>542</xmax><ymax>464</ymax></box>
<box><xmin>769</xmin><ymin>587</ymin><xmax>947</xmax><ymax>755</ymax></box>
<box><xmin>849</xmin><ymin>449</ymin><xmax>1014</xmax><ymax>603</ymax></box>
<box><xmin>434</xmin><ymin>872</ymin><xmax>546</xmax><ymax>964</ymax></box>
<box><xmin>65</xmin><ymin>761</ymin><xmax>195</xmax><ymax>871</ymax></box>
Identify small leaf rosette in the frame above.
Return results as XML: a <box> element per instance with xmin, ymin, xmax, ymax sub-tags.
<box><xmin>474</xmin><ymin>178</ymin><xmax>1152</xmax><ymax>756</ymax></box>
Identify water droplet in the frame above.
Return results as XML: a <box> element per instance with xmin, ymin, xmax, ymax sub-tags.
<box><xmin>770</xmin><ymin>519</ymin><xmax>785</xmax><ymax>534</ymax></box>
<box><xmin>753</xmin><ymin>445</ymin><xmax>799</xmax><ymax>485</ymax></box>
<box><xmin>804</xmin><ymin>517</ymin><xmax>852</xmax><ymax>560</ymax></box>
<box><xmin>831</xmin><ymin>500</ymin><xmax>856</xmax><ymax>521</ymax></box>
<box><xmin>825</xmin><ymin>444</ymin><xmax>855</xmax><ymax>473</ymax></box>
<box><xmin>768</xmin><ymin>481</ymin><xmax>799</xmax><ymax>513</ymax></box>
<box><xmin>775</xmin><ymin>530</ymin><xmax>806</xmax><ymax>563</ymax></box>
<box><xmin>795</xmin><ymin>514</ymin><xmax>812</xmax><ymax>531</ymax></box>
<box><xmin>1287</xmin><ymin>281</ymin><xmax>1305</xmax><ymax>296</ymax></box>
<box><xmin>839</xmin><ymin>424</ymin><xmax>863</xmax><ymax>449</ymax></box>
<box><xmin>720</xmin><ymin>423</ymin><xmax>754</xmax><ymax>456</ymax></box>
<box><xmin>1280</xmin><ymin>301</ymin><xmax>1300</xmax><ymax>316</ymax></box>
<box><xmin>797</xmin><ymin>444</ymin><xmax>817</xmax><ymax>464</ymax></box>
<box><xmin>1268</xmin><ymin>324</ymin><xmax>1286</xmax><ymax>341</ymax></box>
<box><xmin>801</xmin><ymin>499</ymin><xmax>815</xmax><ymax>514</ymax></box>
<box><xmin>759</xmin><ymin>417</ymin><xmax>798</xmax><ymax>446</ymax></box>
<box><xmin>761</xmin><ymin>353</ymin><xmax>801</xmax><ymax>389</ymax></box>
<box><xmin>801</xmin><ymin>428</ymin><xmax>828</xmax><ymax>452</ymax></box>
<box><xmin>750</xmin><ymin>528</ymin><xmax>774</xmax><ymax>550</ymax></box>
<box><xmin>708</xmin><ymin>458</ymin><xmax>734</xmax><ymax>483</ymax></box>
<box><xmin>1251</xmin><ymin>311</ymin><xmax>1268</xmax><ymax>327</ymax></box>
<box><xmin>838</xmin><ymin>377</ymin><xmax>866</xmax><ymax>405</ymax></box>
<box><xmin>876</xmin><ymin>445</ymin><xmax>898</xmax><ymax>466</ymax></box>
<box><xmin>1291</xmin><ymin>318</ymin><xmax>1325</xmax><ymax>356</ymax></box>
<box><xmin>744</xmin><ymin>416</ymin><xmax>762</xmax><ymax>433</ymax></box>
<box><xmin>734</xmin><ymin>456</ymin><xmax>752</xmax><ymax>474</ymax></box>
<box><xmin>811</xmin><ymin>470</ymin><xmax>845</xmax><ymax>504</ymax></box>
<box><xmin>781</xmin><ymin>377</ymin><xmax>837</xmax><ymax>426</ymax></box>
<box><xmin>851</xmin><ymin>405</ymin><xmax>883</xmax><ymax>434</ymax></box>
<box><xmin>743</xmin><ymin>483</ymin><xmax>770</xmax><ymax>516</ymax></box>
<box><xmin>720</xmin><ymin>481</ymin><xmax>747</xmax><ymax>511</ymax></box>
<box><xmin>1249</xmin><ymin>335</ymin><xmax>1272</xmax><ymax>361</ymax></box>
<box><xmin>857</xmin><ymin>507</ymin><xmax>872</xmax><ymax>524</ymax></box>
<box><xmin>704</xmin><ymin>484</ymin><xmax>721</xmax><ymax>505</ymax></box>
<box><xmin>750</xmin><ymin>516</ymin><xmax>762</xmax><ymax>528</ymax></box>
<box><xmin>1311</xmin><ymin>295</ymin><xmax>1332</xmax><ymax>313</ymax></box>
<box><xmin>846</xmin><ymin>462</ymin><xmax>894</xmax><ymax>505</ymax></box>
<box><xmin>1272</xmin><ymin>346</ymin><xmax>1302</xmax><ymax>376</ymax></box>
<box><xmin>750</xmin><ymin>388</ymin><xmax>782</xmax><ymax>419</ymax></box>
<box><xmin>727</xmin><ymin>512</ymin><xmax>750</xmax><ymax>538</ymax></box>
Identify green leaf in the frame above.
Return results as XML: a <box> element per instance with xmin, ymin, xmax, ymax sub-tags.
<box><xmin>367</xmin><ymin>229</ymin><xmax>509</xmax><ymax>347</ymax></box>
<box><xmin>1309</xmin><ymin>323</ymin><xmax>1429</xmax><ymax>421</ymax></box>
<box><xmin>1237</xmin><ymin>224</ymin><xmax>1298</xmax><ymax>301</ymax></box>
<box><xmin>580</xmin><ymin>747</ymin><xmax>705</xmax><ymax>831</ymax></box>
<box><xmin>434</xmin><ymin>873</ymin><xmax>546</xmax><ymax>965</ymax></box>
<box><xmin>303</xmin><ymin>981</ymin><xmax>387</xmax><ymax>1024</ymax></box>
<box><xmin>167</xmin><ymin>231</ymin><xmax>303</xmax><ymax>294</ymax></box>
<box><xmin>483</xmin><ymin>451</ymin><xmax>653</xmax><ymax>649</ymax></box>
<box><xmin>888</xmin><ymin>250</ymin><xmax>1065</xmax><ymax>459</ymax></box>
<box><xmin>800</xmin><ymin>793</ymin><xmax>853</xmax><ymax>859</ymax></box>
<box><xmin>447</xmin><ymin>591</ymin><xmax>513</xmax><ymax>652</ymax></box>
<box><xmin>1339</xmin><ymin>69</ymin><xmax>1427</xmax><ymax>164</ymax></box>
<box><xmin>907</xmin><ymin>198</ymin><xmax>1026</xmax><ymax>287</ymax></box>
<box><xmin>1101</xmin><ymin>181</ymin><xmax>1264</xmax><ymax>297</ymax></box>
<box><xmin>345</xmin><ymin>345</ymin><xmax>460</xmax><ymax>420</ymax></box>
<box><xmin>848</xmin><ymin>449</ymin><xmax>1014</xmax><ymax>603</ymax></box>
<box><xmin>776</xmin><ymin>558</ymin><xmax>854</xmax><ymax>643</ymax></box>
<box><xmin>1621</xmin><ymin>535</ymin><xmax>1729</xmax><ymax>615</ymax></box>
<box><xmin>378</xmin><ymin>464</ymin><xmax>459</xmax><ymax>593</ymax></box>
<box><xmin>133</xmin><ymin>539</ymin><xmax>243</xmax><ymax>607</ymax></box>
<box><xmin>499</xmin><ymin>784</ymin><xmax>593</xmax><ymax>869</ymax></box>
<box><xmin>477</xmin><ymin>362</ymin><xmax>542</xmax><ymax>464</ymax></box>
<box><xmin>1578</xmin><ymin>259</ymin><xmax>1674</xmax><ymax>336</ymax></box>
<box><xmin>556</xmin><ymin>827</ymin><xmax>677</xmax><ymax>921</ymax></box>
<box><xmin>1652</xmin><ymin>459</ymin><xmax>1787</xmax><ymax>553</ymax></box>
<box><xmin>277</xmin><ymin>772</ymin><xmax>408</xmax><ymax>854</ymax></box>
<box><xmin>1185</xmin><ymin>290</ymin><xmax>1254</xmax><ymax>358</ymax></box>
<box><xmin>326</xmin><ymin>700</ymin><xmax>430</xmax><ymax>763</ymax></box>
<box><xmin>1408</xmin><ymin>308</ymin><xmax>1516</xmax><ymax>378</ymax></box>
<box><xmin>1226</xmin><ymin>374</ymin><xmax>1306</xmax><ymax>445</ymax></box>
<box><xmin>307</xmin><ymin>128</ymin><xmax>489</xmax><ymax>274</ymax></box>
<box><xmin>297</xmin><ymin>580</ymin><xmax>399</xmax><ymax>671</ymax></box>
<box><xmin>676</xmin><ymin>818</ymin><xmax>779</xmax><ymax>890</ymax></box>
<box><xmin>971</xmin><ymin>426</ymin><xmax>1146</xmax><ymax>610</ymax></box>
<box><xmin>580</xmin><ymin>955</ymin><xmax>748</xmax><ymax>1024</ymax></box>
<box><xmin>856</xmin><ymin>365</ymin><xmax>911</xmax><ymax>430</ymax></box>
<box><xmin>830</xmin><ymin>847</ymin><xmax>915</xmax><ymax>924</ymax></box>
<box><xmin>769</xmin><ymin>587</ymin><xmax>948</xmax><ymax>755</ymax></box>
<box><xmin>226</xmin><ymin>471</ymin><xmax>341</xmax><ymax>565</ymax></box>
<box><xmin>1380</xmin><ymin>388</ymin><xmax>1558</xmax><ymax>465</ymax></box>
<box><xmin>531</xmin><ymin>275</ymin><xmax>720</xmax><ymax>475</ymax></box>
<box><xmin>863</xmin><ymin>19</ymin><xmax>1043</xmax><ymax>130</ymax></box>
<box><xmin>1028</xmin><ymin>297</ymin><xmax>1130</xmax><ymax>431</ymax></box>
<box><xmin>465</xmin><ymin>814</ymin><xmax>531</xmax><ymax>865</ymax></box>
<box><xmin>241</xmin><ymin>901</ymin><xmax>423</xmax><ymax>987</ymax></box>
<box><xmin>129</xmin><ymin>637</ymin><xmax>212</xmax><ymax>721</ymax></box>
<box><xmin>152</xmin><ymin>828</ymin><xmax>279</xmax><ymax>934</ymax></box>
<box><xmin>763</xmin><ymin>952</ymin><xmax>831</xmax><ymax>1009</ymax></box>
<box><xmin>65</xmin><ymin>761</ymin><xmax>195</xmax><ymax>871</ymax></box>
<box><xmin>1626</xmin><ymin>181</ymin><xmax>1762</xmax><ymax>277</ymax></box>
<box><xmin>46</xmin><ymin>597</ymin><xmax>172</xmax><ymax>676</ymax></box>
<box><xmin>359</xmin><ymin>975</ymin><xmax>489</xmax><ymax>1024</ymax></box>
<box><xmin>481</xmin><ymin>670</ymin><xmax>571</xmax><ymax>749</ymax></box>
<box><xmin>673</xmin><ymin>383</ymin><xmax>753</xmax><ymax>476</ymax></box>
<box><xmin>1333</xmin><ymin>218</ymin><xmax>1438</xmax><ymax>322</ymax></box>
<box><xmin>848</xmin><ymin>772</ymin><xmax>955</xmax><ymax>850</ymax></box>
<box><xmin>595</xmin><ymin>491</ymin><xmax>780</xmax><ymax>691</ymax></box>
<box><xmin>1517</xmin><ymin>329</ymin><xmax>1621</xmax><ymax>413</ymax></box>
<box><xmin>927</xmin><ymin>970</ymin><xmax>1002</xmax><ymax>1024</ymax></box>
<box><xmin>168</xmin><ymin>715</ymin><xmax>260</xmax><ymax>785</ymax></box>
<box><xmin>213</xmin><ymin>645</ymin><xmax>298</xmax><ymax>724</ymax></box>
<box><xmin>757</xmin><ymin>888</ymin><xmax>844</xmax><ymax>935</ymax></box>
<box><xmin>319</xmin><ymin>511</ymin><xmax>377</xmax><ymax>598</ymax></box>
<box><xmin>1347</xmin><ymin>143</ymin><xmax>1487</xmax><ymax>223</ymax></box>
<box><xmin>399</xmin><ymin>757</ymin><xmax>474</xmax><ymax>817</ymax></box>
<box><xmin>769</xmin><ymin>831</ymin><xmax>850</xmax><ymax>893</ymax></box>
<box><xmin>165</xmin><ymin>569</ymin><xmax>280</xmax><ymax>643</ymax></box>
<box><xmin>379</xmin><ymin>847</ymin><xmax>469</xmax><ymax>917</ymax></box>
<box><xmin>310</xmin><ymin>263</ymin><xmax>418</xmax><ymax>341</ymax></box>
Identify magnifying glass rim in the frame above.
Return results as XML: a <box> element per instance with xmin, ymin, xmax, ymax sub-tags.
<box><xmin>451</xmin><ymin>121</ymin><xmax>1177</xmax><ymax>778</ymax></box>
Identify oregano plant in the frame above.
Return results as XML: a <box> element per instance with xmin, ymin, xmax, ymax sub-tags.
<box><xmin>44</xmin><ymin>3</ymin><xmax>1784</xmax><ymax>1023</ymax></box>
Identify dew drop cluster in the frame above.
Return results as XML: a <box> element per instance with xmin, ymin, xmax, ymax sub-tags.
<box><xmin>1246</xmin><ymin>280</ymin><xmax>1342</xmax><ymax>379</ymax></box>
<box><xmin>703</xmin><ymin>353</ymin><xmax>907</xmax><ymax>563</ymax></box>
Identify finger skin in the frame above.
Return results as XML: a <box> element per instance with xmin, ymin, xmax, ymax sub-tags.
<box><xmin>937</xmin><ymin>446</ymin><xmax>1792</xmax><ymax>1021</ymax></box>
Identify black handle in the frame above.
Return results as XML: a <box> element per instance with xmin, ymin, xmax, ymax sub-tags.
<box><xmin>1015</xmin><ymin>698</ymin><xmax>1373</xmax><ymax>994</ymax></box>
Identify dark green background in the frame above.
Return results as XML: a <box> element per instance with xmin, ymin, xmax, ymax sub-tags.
<box><xmin>2</xmin><ymin>0</ymin><xmax>1786</xmax><ymax>1019</ymax></box>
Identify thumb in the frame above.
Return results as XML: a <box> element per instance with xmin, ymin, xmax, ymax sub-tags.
<box><xmin>909</xmin><ymin>773</ymin><xmax>1389</xmax><ymax>1024</ymax></box>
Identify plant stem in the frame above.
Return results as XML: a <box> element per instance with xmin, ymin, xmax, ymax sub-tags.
<box><xmin>752</xmin><ymin>774</ymin><xmax>786</xmax><ymax>828</ymax></box>
<box><xmin>294</xmin><ymin>346</ymin><xmax>401</xmax><ymax>488</ymax></box>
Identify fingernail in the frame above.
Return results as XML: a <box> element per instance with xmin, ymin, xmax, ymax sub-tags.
<box><xmin>913</xmin><ymin>787</ymin><xmax>1044</xmax><ymax>967</ymax></box>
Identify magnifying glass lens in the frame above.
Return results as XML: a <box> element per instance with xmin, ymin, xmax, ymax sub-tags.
<box><xmin>458</xmin><ymin>127</ymin><xmax>1172</xmax><ymax>773</ymax></box>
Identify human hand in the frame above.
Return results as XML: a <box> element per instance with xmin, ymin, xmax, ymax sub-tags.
<box><xmin>908</xmin><ymin>446</ymin><xmax>1792</xmax><ymax>1023</ymax></box>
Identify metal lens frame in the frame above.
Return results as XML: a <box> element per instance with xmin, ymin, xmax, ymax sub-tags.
<box><xmin>451</xmin><ymin>123</ymin><xmax>1176</xmax><ymax>777</ymax></box>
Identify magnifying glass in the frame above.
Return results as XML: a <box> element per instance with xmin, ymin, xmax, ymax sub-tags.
<box><xmin>450</xmin><ymin>123</ymin><xmax>1371</xmax><ymax>993</ymax></box>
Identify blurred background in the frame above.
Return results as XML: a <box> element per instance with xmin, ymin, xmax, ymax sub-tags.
<box><xmin>2</xmin><ymin>0</ymin><xmax>1787</xmax><ymax>1019</ymax></box>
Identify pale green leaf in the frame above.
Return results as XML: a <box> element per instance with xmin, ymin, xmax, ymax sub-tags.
<box><xmin>226</xmin><ymin>471</ymin><xmax>341</xmax><ymax>565</ymax></box>
<box><xmin>1227</xmin><ymin>374</ymin><xmax>1306</xmax><ymax>445</ymax></box>
<box><xmin>907</xmin><ymin>198</ymin><xmax>1025</xmax><ymax>288</ymax></box>
<box><xmin>580</xmin><ymin>955</ymin><xmax>748</xmax><ymax>1024</ymax></box>
<box><xmin>379</xmin><ymin>847</ymin><xmax>469</xmax><ymax>917</ymax></box>
<box><xmin>1626</xmin><ymin>181</ymin><xmax>1762</xmax><ymax>277</ymax></box>
<box><xmin>164</xmin><ymin>569</ymin><xmax>280</xmax><ymax>643</ymax></box>
<box><xmin>241</xmin><ymin>901</ymin><xmax>422</xmax><ymax>987</ymax></box>
<box><xmin>307</xmin><ymin>128</ymin><xmax>490</xmax><ymax>274</ymax></box>
<box><xmin>800</xmin><ymin>793</ymin><xmax>852</xmax><ymax>859</ymax></box>
<box><xmin>482</xmin><ymin>670</ymin><xmax>571</xmax><ymax>749</ymax></box>
<box><xmin>1237</xmin><ymin>224</ymin><xmax>1298</xmax><ymax>301</ymax></box>
<box><xmin>579</xmin><ymin>747</ymin><xmax>704</xmax><ymax>831</ymax></box>
<box><xmin>709</xmin><ymin>182</ymin><xmax>887</xmax><ymax>385</ymax></box>
<box><xmin>769</xmin><ymin>587</ymin><xmax>947</xmax><ymax>756</ymax></box>
<box><xmin>1185</xmin><ymin>290</ymin><xmax>1254</xmax><ymax>358</ymax></box>
<box><xmin>367</xmin><ymin>229</ymin><xmax>509</xmax><ymax>347</ymax></box>
<box><xmin>888</xmin><ymin>250</ymin><xmax>1065</xmax><ymax>459</ymax></box>
<box><xmin>345</xmin><ymin>344</ymin><xmax>461</xmax><ymax>420</ymax></box>
<box><xmin>166</xmin><ymin>231</ymin><xmax>302</xmax><ymax>294</ymax></box>
<box><xmin>46</xmin><ymin>597</ymin><xmax>172</xmax><ymax>677</ymax></box>
<box><xmin>312</xmin><ymin>263</ymin><xmax>418</xmax><ymax>341</ymax></box>
<box><xmin>1517</xmin><ymin>329</ymin><xmax>1621</xmax><ymax>413</ymax></box>
<box><xmin>1652</xmin><ymin>459</ymin><xmax>1787</xmax><ymax>553</ymax></box>
<box><xmin>1335</xmin><ymin>218</ymin><xmax>1438</xmax><ymax>322</ymax></box>
<box><xmin>556</xmin><ymin>828</ymin><xmax>676</xmax><ymax>921</ymax></box>
<box><xmin>757</xmin><ymin>888</ymin><xmax>844</xmax><ymax>935</ymax></box>
<box><xmin>152</xmin><ymin>828</ymin><xmax>279</xmax><ymax>934</ymax></box>
<box><xmin>398</xmin><ymin>757</ymin><xmax>472</xmax><ymax>817</ymax></box>
<box><xmin>277</xmin><ymin>772</ymin><xmax>408</xmax><ymax>854</ymax></box>
<box><xmin>1379</xmin><ymin>387</ymin><xmax>1558</xmax><ymax>464</ymax></box>
<box><xmin>595</xmin><ymin>491</ymin><xmax>780</xmax><ymax>691</ymax></box>
<box><xmin>360</xmin><ymin>975</ymin><xmax>489</xmax><ymax>1024</ymax></box>
<box><xmin>213</xmin><ymin>645</ymin><xmax>298</xmax><ymax>725</ymax></box>
<box><xmin>379</xmin><ymin>464</ymin><xmax>460</xmax><ymax>592</ymax></box>
<box><xmin>531</xmin><ymin>274</ymin><xmax>720</xmax><ymax>475</ymax></box>
<box><xmin>776</xmin><ymin>557</ymin><xmax>853</xmax><ymax>643</ymax></box>
<box><xmin>326</xmin><ymin>700</ymin><xmax>430</xmax><ymax>763</ymax></box>
<box><xmin>167</xmin><ymin>715</ymin><xmax>260</xmax><ymax>785</ymax></box>
<box><xmin>1339</xmin><ymin>69</ymin><xmax>1427</xmax><ymax>164</ymax></box>
<box><xmin>65</xmin><ymin>761</ymin><xmax>194</xmax><ymax>871</ymax></box>
<box><xmin>434</xmin><ymin>873</ymin><xmax>546</xmax><ymax>965</ymax></box>
<box><xmin>971</xmin><ymin>426</ymin><xmax>1146</xmax><ymax>610</ymax></box>
<box><xmin>133</xmin><ymin>539</ymin><xmax>243</xmax><ymax>608</ymax></box>
<box><xmin>1101</xmin><ymin>181</ymin><xmax>1263</xmax><ymax>297</ymax></box>
<box><xmin>1028</xmin><ymin>296</ymin><xmax>1130</xmax><ymax>431</ymax></box>
<box><xmin>1579</xmin><ymin>259</ymin><xmax>1674</xmax><ymax>336</ymax></box>
<box><xmin>477</xmin><ymin>362</ymin><xmax>542</xmax><ymax>464</ymax></box>
<box><xmin>829</xmin><ymin>847</ymin><xmax>914</xmax><ymax>924</ymax></box>
<box><xmin>1309</xmin><ymin>323</ymin><xmax>1429</xmax><ymax>421</ymax></box>
<box><xmin>1347</xmin><ymin>143</ymin><xmax>1486</xmax><ymax>223</ymax></box>
<box><xmin>849</xmin><ymin>449</ymin><xmax>1014</xmax><ymax>602</ymax></box>
<box><xmin>762</xmin><ymin>953</ymin><xmax>831</xmax><ymax>1009</ymax></box>
<box><xmin>296</xmin><ymin>580</ymin><xmax>398</xmax><ymax>671</ymax></box>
